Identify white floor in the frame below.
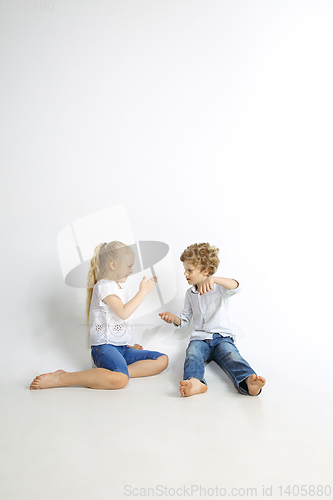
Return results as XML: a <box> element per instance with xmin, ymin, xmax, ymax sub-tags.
<box><xmin>1</xmin><ymin>348</ymin><xmax>332</xmax><ymax>500</ymax></box>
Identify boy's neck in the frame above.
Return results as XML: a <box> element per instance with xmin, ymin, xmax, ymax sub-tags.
<box><xmin>195</xmin><ymin>280</ymin><xmax>205</xmax><ymax>290</ymax></box>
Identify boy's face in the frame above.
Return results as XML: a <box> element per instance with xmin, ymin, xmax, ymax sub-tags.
<box><xmin>183</xmin><ymin>261</ymin><xmax>209</xmax><ymax>287</ymax></box>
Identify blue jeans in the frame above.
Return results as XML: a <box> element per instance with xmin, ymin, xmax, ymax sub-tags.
<box><xmin>183</xmin><ymin>334</ymin><xmax>257</xmax><ymax>395</ymax></box>
<box><xmin>91</xmin><ymin>344</ymin><xmax>166</xmax><ymax>377</ymax></box>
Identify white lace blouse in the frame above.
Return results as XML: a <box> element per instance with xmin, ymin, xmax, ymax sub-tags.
<box><xmin>89</xmin><ymin>279</ymin><xmax>135</xmax><ymax>346</ymax></box>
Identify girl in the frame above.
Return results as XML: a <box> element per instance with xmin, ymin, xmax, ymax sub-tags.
<box><xmin>30</xmin><ymin>241</ymin><xmax>168</xmax><ymax>390</ymax></box>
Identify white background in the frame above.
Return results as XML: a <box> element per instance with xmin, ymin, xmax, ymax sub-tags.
<box><xmin>1</xmin><ymin>1</ymin><xmax>332</xmax><ymax>499</ymax></box>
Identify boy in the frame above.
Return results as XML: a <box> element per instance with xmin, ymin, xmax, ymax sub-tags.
<box><xmin>159</xmin><ymin>243</ymin><xmax>266</xmax><ymax>397</ymax></box>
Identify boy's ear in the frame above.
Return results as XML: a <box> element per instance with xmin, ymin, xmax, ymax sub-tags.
<box><xmin>203</xmin><ymin>267</ymin><xmax>210</xmax><ymax>276</ymax></box>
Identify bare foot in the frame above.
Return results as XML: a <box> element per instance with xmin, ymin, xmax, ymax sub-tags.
<box><xmin>30</xmin><ymin>370</ymin><xmax>66</xmax><ymax>390</ymax></box>
<box><xmin>179</xmin><ymin>378</ymin><xmax>207</xmax><ymax>397</ymax></box>
<box><xmin>245</xmin><ymin>374</ymin><xmax>266</xmax><ymax>396</ymax></box>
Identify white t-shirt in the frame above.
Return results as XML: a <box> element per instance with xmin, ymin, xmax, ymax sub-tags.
<box><xmin>89</xmin><ymin>279</ymin><xmax>135</xmax><ymax>346</ymax></box>
<box><xmin>176</xmin><ymin>283</ymin><xmax>241</xmax><ymax>341</ymax></box>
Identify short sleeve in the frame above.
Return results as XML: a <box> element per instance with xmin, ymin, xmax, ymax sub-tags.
<box><xmin>97</xmin><ymin>280</ymin><xmax>123</xmax><ymax>306</ymax></box>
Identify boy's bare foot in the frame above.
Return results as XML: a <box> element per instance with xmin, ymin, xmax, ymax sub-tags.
<box><xmin>179</xmin><ymin>378</ymin><xmax>207</xmax><ymax>397</ymax></box>
<box><xmin>245</xmin><ymin>374</ymin><xmax>266</xmax><ymax>396</ymax></box>
<box><xmin>30</xmin><ymin>370</ymin><xmax>66</xmax><ymax>390</ymax></box>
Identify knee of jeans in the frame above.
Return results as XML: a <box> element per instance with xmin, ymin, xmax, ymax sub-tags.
<box><xmin>186</xmin><ymin>352</ymin><xmax>196</xmax><ymax>360</ymax></box>
<box><xmin>186</xmin><ymin>344</ymin><xmax>202</xmax><ymax>356</ymax></box>
<box><xmin>186</xmin><ymin>347</ymin><xmax>205</xmax><ymax>361</ymax></box>
<box><xmin>220</xmin><ymin>351</ymin><xmax>241</xmax><ymax>365</ymax></box>
<box><xmin>215</xmin><ymin>343</ymin><xmax>238</xmax><ymax>357</ymax></box>
<box><xmin>229</xmin><ymin>350</ymin><xmax>242</xmax><ymax>360</ymax></box>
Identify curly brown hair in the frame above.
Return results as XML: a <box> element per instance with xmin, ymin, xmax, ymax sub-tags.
<box><xmin>180</xmin><ymin>242</ymin><xmax>220</xmax><ymax>276</ymax></box>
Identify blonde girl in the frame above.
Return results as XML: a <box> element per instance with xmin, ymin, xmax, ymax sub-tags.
<box><xmin>30</xmin><ymin>241</ymin><xmax>168</xmax><ymax>390</ymax></box>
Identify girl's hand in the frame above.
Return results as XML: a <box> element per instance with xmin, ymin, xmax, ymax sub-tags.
<box><xmin>159</xmin><ymin>311</ymin><xmax>176</xmax><ymax>324</ymax></box>
<box><xmin>139</xmin><ymin>276</ymin><xmax>158</xmax><ymax>295</ymax></box>
<box><xmin>127</xmin><ymin>344</ymin><xmax>143</xmax><ymax>350</ymax></box>
<box><xmin>197</xmin><ymin>276</ymin><xmax>215</xmax><ymax>295</ymax></box>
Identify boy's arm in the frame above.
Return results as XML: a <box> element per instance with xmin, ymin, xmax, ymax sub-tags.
<box><xmin>197</xmin><ymin>277</ymin><xmax>239</xmax><ymax>295</ymax></box>
<box><xmin>159</xmin><ymin>291</ymin><xmax>192</xmax><ymax>327</ymax></box>
<box><xmin>159</xmin><ymin>312</ymin><xmax>181</xmax><ymax>326</ymax></box>
<box><xmin>213</xmin><ymin>277</ymin><xmax>239</xmax><ymax>289</ymax></box>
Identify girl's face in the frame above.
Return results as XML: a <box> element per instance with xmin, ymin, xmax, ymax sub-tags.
<box><xmin>183</xmin><ymin>261</ymin><xmax>209</xmax><ymax>287</ymax></box>
<box><xmin>110</xmin><ymin>252</ymin><xmax>135</xmax><ymax>282</ymax></box>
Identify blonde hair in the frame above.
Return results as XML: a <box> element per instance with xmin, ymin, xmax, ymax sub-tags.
<box><xmin>180</xmin><ymin>242</ymin><xmax>220</xmax><ymax>276</ymax></box>
<box><xmin>85</xmin><ymin>241</ymin><xmax>134</xmax><ymax>328</ymax></box>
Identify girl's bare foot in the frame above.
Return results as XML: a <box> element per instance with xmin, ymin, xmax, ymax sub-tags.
<box><xmin>30</xmin><ymin>370</ymin><xmax>66</xmax><ymax>390</ymax></box>
<box><xmin>245</xmin><ymin>374</ymin><xmax>266</xmax><ymax>396</ymax></box>
<box><xmin>179</xmin><ymin>378</ymin><xmax>207</xmax><ymax>397</ymax></box>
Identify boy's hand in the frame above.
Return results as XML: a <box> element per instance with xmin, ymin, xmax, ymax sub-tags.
<box><xmin>159</xmin><ymin>311</ymin><xmax>176</xmax><ymax>324</ymax></box>
<box><xmin>197</xmin><ymin>276</ymin><xmax>215</xmax><ymax>295</ymax></box>
<box><xmin>127</xmin><ymin>344</ymin><xmax>143</xmax><ymax>350</ymax></box>
<box><xmin>139</xmin><ymin>276</ymin><xmax>158</xmax><ymax>295</ymax></box>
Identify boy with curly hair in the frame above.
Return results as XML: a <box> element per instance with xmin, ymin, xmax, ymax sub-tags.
<box><xmin>159</xmin><ymin>243</ymin><xmax>266</xmax><ymax>397</ymax></box>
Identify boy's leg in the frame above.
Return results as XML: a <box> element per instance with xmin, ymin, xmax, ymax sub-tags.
<box><xmin>210</xmin><ymin>336</ymin><xmax>264</xmax><ymax>395</ymax></box>
<box><xmin>181</xmin><ymin>340</ymin><xmax>210</xmax><ymax>396</ymax></box>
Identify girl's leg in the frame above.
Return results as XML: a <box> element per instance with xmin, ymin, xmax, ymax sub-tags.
<box><xmin>127</xmin><ymin>356</ymin><xmax>169</xmax><ymax>378</ymax></box>
<box><xmin>123</xmin><ymin>347</ymin><xmax>169</xmax><ymax>378</ymax></box>
<box><xmin>29</xmin><ymin>368</ymin><xmax>128</xmax><ymax>390</ymax></box>
<box><xmin>210</xmin><ymin>336</ymin><xmax>265</xmax><ymax>395</ymax></box>
<box><xmin>30</xmin><ymin>344</ymin><xmax>130</xmax><ymax>390</ymax></box>
<box><xmin>180</xmin><ymin>340</ymin><xmax>211</xmax><ymax>397</ymax></box>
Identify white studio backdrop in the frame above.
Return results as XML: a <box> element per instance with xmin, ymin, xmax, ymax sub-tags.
<box><xmin>0</xmin><ymin>0</ymin><xmax>332</xmax><ymax>387</ymax></box>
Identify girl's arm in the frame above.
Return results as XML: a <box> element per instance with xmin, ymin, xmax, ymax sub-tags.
<box><xmin>103</xmin><ymin>276</ymin><xmax>157</xmax><ymax>320</ymax></box>
<box><xmin>198</xmin><ymin>277</ymin><xmax>239</xmax><ymax>295</ymax></box>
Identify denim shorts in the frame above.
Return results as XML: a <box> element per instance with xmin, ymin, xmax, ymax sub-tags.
<box><xmin>91</xmin><ymin>344</ymin><xmax>166</xmax><ymax>377</ymax></box>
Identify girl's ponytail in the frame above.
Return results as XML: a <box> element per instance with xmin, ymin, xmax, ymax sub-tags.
<box><xmin>86</xmin><ymin>242</ymin><xmax>105</xmax><ymax>328</ymax></box>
